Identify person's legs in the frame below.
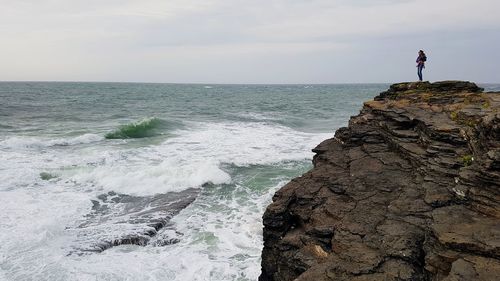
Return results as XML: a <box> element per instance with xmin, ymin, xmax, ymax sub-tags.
<box><xmin>417</xmin><ymin>65</ymin><xmax>423</xmax><ymax>81</ymax></box>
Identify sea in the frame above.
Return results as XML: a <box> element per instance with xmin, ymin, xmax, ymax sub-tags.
<box><xmin>1</xmin><ymin>82</ymin><xmax>498</xmax><ymax>281</ymax></box>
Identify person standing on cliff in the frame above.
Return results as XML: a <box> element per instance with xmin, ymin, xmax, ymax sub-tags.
<box><xmin>416</xmin><ymin>50</ymin><xmax>427</xmax><ymax>81</ymax></box>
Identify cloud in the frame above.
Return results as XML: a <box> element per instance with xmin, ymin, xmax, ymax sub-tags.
<box><xmin>1</xmin><ymin>0</ymin><xmax>499</xmax><ymax>82</ymax></box>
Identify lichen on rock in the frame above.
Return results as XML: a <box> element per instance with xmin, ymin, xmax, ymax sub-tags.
<box><xmin>260</xmin><ymin>81</ymin><xmax>500</xmax><ymax>281</ymax></box>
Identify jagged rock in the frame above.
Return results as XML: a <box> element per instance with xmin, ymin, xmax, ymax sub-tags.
<box><xmin>260</xmin><ymin>81</ymin><xmax>500</xmax><ymax>281</ymax></box>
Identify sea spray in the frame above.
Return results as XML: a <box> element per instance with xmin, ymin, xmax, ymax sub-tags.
<box><xmin>105</xmin><ymin>117</ymin><xmax>168</xmax><ymax>139</ymax></box>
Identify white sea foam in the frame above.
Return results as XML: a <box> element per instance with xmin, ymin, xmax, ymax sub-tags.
<box><xmin>63</xmin><ymin>121</ymin><xmax>330</xmax><ymax>196</ymax></box>
<box><xmin>161</xmin><ymin>121</ymin><xmax>331</xmax><ymax>167</ymax></box>
<box><xmin>0</xmin><ymin>133</ymin><xmax>107</xmax><ymax>191</ymax></box>
<box><xmin>0</xmin><ymin>120</ymin><xmax>332</xmax><ymax>280</ymax></box>
<box><xmin>3</xmin><ymin>179</ymin><xmax>288</xmax><ymax>281</ymax></box>
<box><xmin>0</xmin><ymin>121</ymin><xmax>327</xmax><ymax>195</ymax></box>
<box><xmin>0</xmin><ymin>188</ymin><xmax>91</xmax><ymax>280</ymax></box>
<box><xmin>234</xmin><ymin>112</ymin><xmax>281</xmax><ymax>121</ymax></box>
<box><xmin>70</xmin><ymin>158</ymin><xmax>231</xmax><ymax>195</ymax></box>
<box><xmin>0</xmin><ymin>133</ymin><xmax>103</xmax><ymax>150</ymax></box>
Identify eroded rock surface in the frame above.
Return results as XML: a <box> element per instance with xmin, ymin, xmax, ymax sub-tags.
<box><xmin>260</xmin><ymin>81</ymin><xmax>500</xmax><ymax>281</ymax></box>
<box><xmin>69</xmin><ymin>188</ymin><xmax>199</xmax><ymax>254</ymax></box>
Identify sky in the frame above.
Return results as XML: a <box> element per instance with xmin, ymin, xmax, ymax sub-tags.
<box><xmin>1</xmin><ymin>0</ymin><xmax>499</xmax><ymax>83</ymax></box>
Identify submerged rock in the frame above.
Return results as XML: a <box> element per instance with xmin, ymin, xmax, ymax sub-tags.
<box><xmin>260</xmin><ymin>81</ymin><xmax>500</xmax><ymax>281</ymax></box>
<box><xmin>69</xmin><ymin>188</ymin><xmax>199</xmax><ymax>254</ymax></box>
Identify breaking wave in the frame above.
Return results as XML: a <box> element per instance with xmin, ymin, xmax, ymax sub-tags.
<box><xmin>0</xmin><ymin>133</ymin><xmax>103</xmax><ymax>149</ymax></box>
<box><xmin>105</xmin><ymin>117</ymin><xmax>170</xmax><ymax>139</ymax></box>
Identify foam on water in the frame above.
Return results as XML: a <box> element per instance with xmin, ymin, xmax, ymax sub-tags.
<box><xmin>0</xmin><ymin>133</ymin><xmax>104</xmax><ymax>150</ymax></box>
<box><xmin>66</xmin><ymin>121</ymin><xmax>330</xmax><ymax>196</ymax></box>
<box><xmin>0</xmin><ymin>119</ymin><xmax>328</xmax><ymax>280</ymax></box>
<box><xmin>0</xmin><ymin>120</ymin><xmax>326</xmax><ymax>194</ymax></box>
<box><xmin>6</xmin><ymin>179</ymin><xmax>289</xmax><ymax>281</ymax></box>
<box><xmin>165</xmin><ymin>121</ymin><xmax>331</xmax><ymax>166</ymax></box>
<box><xmin>0</xmin><ymin>188</ymin><xmax>92</xmax><ymax>280</ymax></box>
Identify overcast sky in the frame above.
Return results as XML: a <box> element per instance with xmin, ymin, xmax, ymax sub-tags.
<box><xmin>1</xmin><ymin>0</ymin><xmax>499</xmax><ymax>83</ymax></box>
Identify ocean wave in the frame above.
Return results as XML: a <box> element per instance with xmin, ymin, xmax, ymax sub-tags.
<box><xmin>1</xmin><ymin>120</ymin><xmax>329</xmax><ymax>194</ymax></box>
<box><xmin>0</xmin><ymin>133</ymin><xmax>104</xmax><ymax>149</ymax></box>
<box><xmin>162</xmin><ymin>121</ymin><xmax>332</xmax><ymax>167</ymax></box>
<box><xmin>0</xmin><ymin>123</ymin><xmax>13</xmax><ymax>129</ymax></box>
<box><xmin>232</xmin><ymin>112</ymin><xmax>282</xmax><ymax>123</ymax></box>
<box><xmin>105</xmin><ymin>117</ymin><xmax>171</xmax><ymax>139</ymax></box>
<box><xmin>0</xmin><ymin>120</ymin><xmax>331</xmax><ymax>280</ymax></box>
<box><xmin>41</xmin><ymin>121</ymin><xmax>327</xmax><ymax>196</ymax></box>
<box><xmin>70</xmin><ymin>159</ymin><xmax>231</xmax><ymax>196</ymax></box>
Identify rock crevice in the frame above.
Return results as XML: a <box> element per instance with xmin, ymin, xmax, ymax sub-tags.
<box><xmin>260</xmin><ymin>81</ymin><xmax>500</xmax><ymax>281</ymax></box>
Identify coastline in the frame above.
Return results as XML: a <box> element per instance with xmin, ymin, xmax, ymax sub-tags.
<box><xmin>259</xmin><ymin>81</ymin><xmax>500</xmax><ymax>281</ymax></box>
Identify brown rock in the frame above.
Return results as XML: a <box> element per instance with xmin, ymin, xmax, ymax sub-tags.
<box><xmin>260</xmin><ymin>81</ymin><xmax>500</xmax><ymax>281</ymax></box>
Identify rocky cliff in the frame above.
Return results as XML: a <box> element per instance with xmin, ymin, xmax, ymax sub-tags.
<box><xmin>260</xmin><ymin>81</ymin><xmax>500</xmax><ymax>281</ymax></box>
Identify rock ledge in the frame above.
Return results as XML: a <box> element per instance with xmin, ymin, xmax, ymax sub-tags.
<box><xmin>260</xmin><ymin>81</ymin><xmax>500</xmax><ymax>281</ymax></box>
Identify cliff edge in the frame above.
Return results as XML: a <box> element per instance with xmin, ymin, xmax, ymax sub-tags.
<box><xmin>260</xmin><ymin>81</ymin><xmax>500</xmax><ymax>281</ymax></box>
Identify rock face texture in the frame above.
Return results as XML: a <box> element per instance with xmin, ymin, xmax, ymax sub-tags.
<box><xmin>260</xmin><ymin>81</ymin><xmax>500</xmax><ymax>281</ymax></box>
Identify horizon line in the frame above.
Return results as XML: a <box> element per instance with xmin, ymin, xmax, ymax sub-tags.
<box><xmin>1</xmin><ymin>80</ymin><xmax>499</xmax><ymax>85</ymax></box>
